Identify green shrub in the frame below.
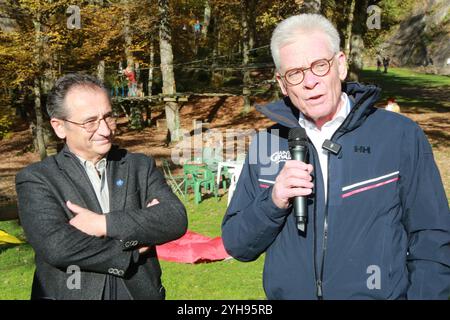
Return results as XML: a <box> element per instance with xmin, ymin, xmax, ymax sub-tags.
<box><xmin>0</xmin><ymin>115</ymin><xmax>13</xmax><ymax>140</ymax></box>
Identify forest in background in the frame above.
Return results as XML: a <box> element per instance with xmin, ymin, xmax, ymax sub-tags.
<box><xmin>0</xmin><ymin>0</ymin><xmax>439</xmax><ymax>157</ymax></box>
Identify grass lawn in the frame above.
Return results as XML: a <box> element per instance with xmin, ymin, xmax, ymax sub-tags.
<box><xmin>360</xmin><ymin>67</ymin><xmax>450</xmax><ymax>113</ymax></box>
<box><xmin>0</xmin><ymin>220</ymin><xmax>35</xmax><ymax>300</ymax></box>
<box><xmin>161</xmin><ymin>196</ymin><xmax>265</xmax><ymax>300</ymax></box>
<box><xmin>0</xmin><ymin>196</ymin><xmax>266</xmax><ymax>300</ymax></box>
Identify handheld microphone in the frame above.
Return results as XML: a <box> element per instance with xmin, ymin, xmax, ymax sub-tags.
<box><xmin>288</xmin><ymin>127</ymin><xmax>309</xmax><ymax>233</ymax></box>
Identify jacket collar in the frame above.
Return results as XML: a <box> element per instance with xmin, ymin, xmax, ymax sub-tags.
<box><xmin>55</xmin><ymin>144</ymin><xmax>129</xmax><ymax>213</ymax></box>
<box><xmin>106</xmin><ymin>146</ymin><xmax>129</xmax><ymax>212</ymax></box>
<box><xmin>256</xmin><ymin>82</ymin><xmax>381</xmax><ymax>134</ymax></box>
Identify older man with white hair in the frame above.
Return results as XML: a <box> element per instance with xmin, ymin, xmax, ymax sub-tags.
<box><xmin>222</xmin><ymin>14</ymin><xmax>450</xmax><ymax>300</ymax></box>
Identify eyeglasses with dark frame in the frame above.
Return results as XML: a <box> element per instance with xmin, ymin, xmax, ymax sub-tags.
<box><xmin>279</xmin><ymin>55</ymin><xmax>336</xmax><ymax>86</ymax></box>
<box><xmin>63</xmin><ymin>113</ymin><xmax>117</xmax><ymax>133</ymax></box>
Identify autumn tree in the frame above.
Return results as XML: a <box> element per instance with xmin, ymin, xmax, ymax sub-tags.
<box><xmin>0</xmin><ymin>0</ymin><xmax>419</xmax><ymax>153</ymax></box>
<box><xmin>0</xmin><ymin>0</ymin><xmax>70</xmax><ymax>159</ymax></box>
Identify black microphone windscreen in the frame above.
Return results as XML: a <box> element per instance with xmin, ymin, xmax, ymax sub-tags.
<box><xmin>288</xmin><ymin>127</ymin><xmax>308</xmax><ymax>148</ymax></box>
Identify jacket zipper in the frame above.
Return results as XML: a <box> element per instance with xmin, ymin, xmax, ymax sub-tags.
<box><xmin>306</xmin><ymin>141</ymin><xmax>322</xmax><ymax>300</ymax></box>
<box><xmin>317</xmin><ymin>152</ymin><xmax>330</xmax><ymax>300</ymax></box>
<box><xmin>315</xmin><ymin>89</ymin><xmax>374</xmax><ymax>299</ymax></box>
<box><xmin>310</xmin><ymin>143</ymin><xmax>320</xmax><ymax>300</ymax></box>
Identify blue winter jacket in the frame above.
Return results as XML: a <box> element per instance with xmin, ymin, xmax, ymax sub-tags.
<box><xmin>221</xmin><ymin>82</ymin><xmax>450</xmax><ymax>299</ymax></box>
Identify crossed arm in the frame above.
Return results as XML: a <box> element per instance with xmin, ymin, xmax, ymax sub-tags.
<box><xmin>67</xmin><ymin>199</ymin><xmax>160</xmax><ymax>254</ymax></box>
<box><xmin>16</xmin><ymin>160</ymin><xmax>186</xmax><ymax>276</ymax></box>
<box><xmin>16</xmin><ymin>174</ymin><xmax>136</xmax><ymax>275</ymax></box>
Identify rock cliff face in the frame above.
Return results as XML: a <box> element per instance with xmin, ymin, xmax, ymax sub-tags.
<box><xmin>382</xmin><ymin>0</ymin><xmax>449</xmax><ymax>75</ymax></box>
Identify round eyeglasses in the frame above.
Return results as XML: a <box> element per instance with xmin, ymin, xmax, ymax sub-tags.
<box><xmin>280</xmin><ymin>55</ymin><xmax>335</xmax><ymax>86</ymax></box>
<box><xmin>64</xmin><ymin>113</ymin><xmax>117</xmax><ymax>133</ymax></box>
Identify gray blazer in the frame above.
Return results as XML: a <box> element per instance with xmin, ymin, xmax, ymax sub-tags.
<box><xmin>16</xmin><ymin>145</ymin><xmax>187</xmax><ymax>300</ymax></box>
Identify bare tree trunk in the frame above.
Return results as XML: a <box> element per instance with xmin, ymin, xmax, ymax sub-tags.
<box><xmin>203</xmin><ymin>0</ymin><xmax>210</xmax><ymax>38</ymax></box>
<box><xmin>135</xmin><ymin>61</ymin><xmax>140</xmax><ymax>87</ymax></box>
<box><xmin>39</xmin><ymin>10</ymin><xmax>59</xmax><ymax>155</ymax></box>
<box><xmin>158</xmin><ymin>0</ymin><xmax>180</xmax><ymax>142</ymax></box>
<box><xmin>348</xmin><ymin>0</ymin><xmax>368</xmax><ymax>81</ymax></box>
<box><xmin>33</xmin><ymin>78</ymin><xmax>49</xmax><ymax>159</ymax></box>
<box><xmin>241</xmin><ymin>0</ymin><xmax>251</xmax><ymax>114</ymax></box>
<box><xmin>215</xmin><ymin>16</ymin><xmax>220</xmax><ymax>57</ymax></box>
<box><xmin>210</xmin><ymin>10</ymin><xmax>222</xmax><ymax>88</ymax></box>
<box><xmin>97</xmin><ymin>60</ymin><xmax>105</xmax><ymax>81</ymax></box>
<box><xmin>148</xmin><ymin>41</ymin><xmax>154</xmax><ymax>96</ymax></box>
<box><xmin>123</xmin><ymin>0</ymin><xmax>134</xmax><ymax>70</ymax></box>
<box><xmin>144</xmin><ymin>41</ymin><xmax>154</xmax><ymax>127</ymax></box>
<box><xmin>248</xmin><ymin>0</ymin><xmax>256</xmax><ymax>50</ymax></box>
<box><xmin>33</xmin><ymin>16</ymin><xmax>47</xmax><ymax>160</ymax></box>
<box><xmin>271</xmin><ymin>71</ymin><xmax>280</xmax><ymax>101</ymax></box>
<box><xmin>122</xmin><ymin>0</ymin><xmax>144</xmax><ymax>129</ymax></box>
<box><xmin>344</xmin><ymin>0</ymin><xmax>355</xmax><ymax>58</ymax></box>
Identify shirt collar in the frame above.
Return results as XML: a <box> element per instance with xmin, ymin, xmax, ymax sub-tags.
<box><xmin>299</xmin><ymin>92</ymin><xmax>351</xmax><ymax>130</ymax></box>
<box><xmin>76</xmin><ymin>155</ymin><xmax>107</xmax><ymax>172</ymax></box>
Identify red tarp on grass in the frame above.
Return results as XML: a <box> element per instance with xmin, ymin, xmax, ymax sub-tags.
<box><xmin>156</xmin><ymin>230</ymin><xmax>231</xmax><ymax>263</ymax></box>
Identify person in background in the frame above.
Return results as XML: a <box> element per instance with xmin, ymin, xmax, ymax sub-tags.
<box><xmin>194</xmin><ymin>19</ymin><xmax>202</xmax><ymax>35</ymax></box>
<box><xmin>385</xmin><ymin>97</ymin><xmax>401</xmax><ymax>113</ymax></box>
<box><xmin>376</xmin><ymin>54</ymin><xmax>382</xmax><ymax>72</ymax></box>
<box><xmin>383</xmin><ymin>56</ymin><xmax>390</xmax><ymax>73</ymax></box>
<box><xmin>123</xmin><ymin>65</ymin><xmax>137</xmax><ymax>97</ymax></box>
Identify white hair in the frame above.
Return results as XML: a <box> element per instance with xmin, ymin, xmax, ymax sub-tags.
<box><xmin>270</xmin><ymin>14</ymin><xmax>341</xmax><ymax>70</ymax></box>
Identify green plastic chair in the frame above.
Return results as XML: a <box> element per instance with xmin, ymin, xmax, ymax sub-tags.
<box><xmin>183</xmin><ymin>164</ymin><xmax>218</xmax><ymax>204</ymax></box>
<box><xmin>195</xmin><ymin>166</ymin><xmax>218</xmax><ymax>204</ymax></box>
<box><xmin>202</xmin><ymin>147</ymin><xmax>228</xmax><ymax>192</ymax></box>
<box><xmin>183</xmin><ymin>164</ymin><xmax>202</xmax><ymax>200</ymax></box>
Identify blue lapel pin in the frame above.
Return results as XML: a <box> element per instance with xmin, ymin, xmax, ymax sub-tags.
<box><xmin>116</xmin><ymin>179</ymin><xmax>124</xmax><ymax>187</ymax></box>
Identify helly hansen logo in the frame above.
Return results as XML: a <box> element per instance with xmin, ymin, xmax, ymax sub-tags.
<box><xmin>354</xmin><ymin>145</ymin><xmax>371</xmax><ymax>154</ymax></box>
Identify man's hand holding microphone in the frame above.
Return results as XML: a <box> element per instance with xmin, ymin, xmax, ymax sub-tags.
<box><xmin>272</xmin><ymin>128</ymin><xmax>313</xmax><ymax>232</ymax></box>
